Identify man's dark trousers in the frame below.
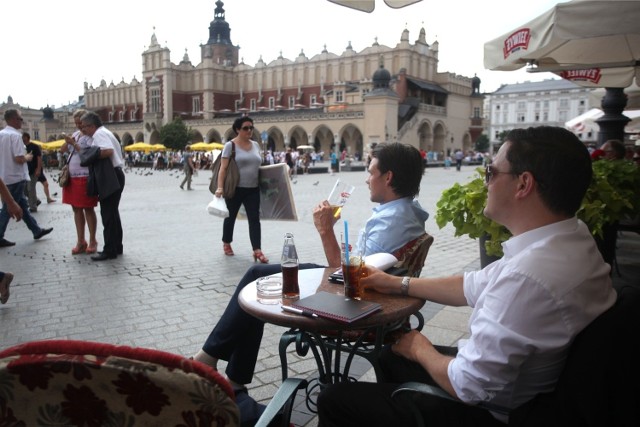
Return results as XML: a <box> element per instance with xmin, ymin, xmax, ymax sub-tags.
<box><xmin>100</xmin><ymin>167</ymin><xmax>125</xmax><ymax>256</ymax></box>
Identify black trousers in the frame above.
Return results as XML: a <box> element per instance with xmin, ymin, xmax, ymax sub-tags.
<box><xmin>222</xmin><ymin>186</ymin><xmax>261</xmax><ymax>250</ymax></box>
<box><xmin>317</xmin><ymin>346</ymin><xmax>505</xmax><ymax>427</ymax></box>
<box><xmin>100</xmin><ymin>167</ymin><xmax>125</xmax><ymax>256</ymax></box>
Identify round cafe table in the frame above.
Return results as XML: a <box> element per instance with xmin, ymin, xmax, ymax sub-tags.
<box><xmin>239</xmin><ymin>267</ymin><xmax>425</xmax><ymax>411</ymax></box>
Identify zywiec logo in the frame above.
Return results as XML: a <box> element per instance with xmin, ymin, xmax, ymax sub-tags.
<box><xmin>340</xmin><ymin>191</ymin><xmax>351</xmax><ymax>198</ymax></box>
<box><xmin>558</xmin><ymin>69</ymin><xmax>602</xmax><ymax>85</ymax></box>
<box><xmin>503</xmin><ymin>28</ymin><xmax>531</xmax><ymax>59</ymax></box>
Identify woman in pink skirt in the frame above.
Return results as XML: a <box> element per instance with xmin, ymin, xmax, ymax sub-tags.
<box><xmin>61</xmin><ymin>109</ymin><xmax>99</xmax><ymax>254</ymax></box>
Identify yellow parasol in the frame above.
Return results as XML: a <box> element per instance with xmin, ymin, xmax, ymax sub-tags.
<box><xmin>124</xmin><ymin>142</ymin><xmax>153</xmax><ymax>152</ymax></box>
<box><xmin>42</xmin><ymin>140</ymin><xmax>66</xmax><ymax>150</ymax></box>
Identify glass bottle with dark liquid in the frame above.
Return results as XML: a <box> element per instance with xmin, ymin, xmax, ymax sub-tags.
<box><xmin>281</xmin><ymin>233</ymin><xmax>299</xmax><ymax>299</ymax></box>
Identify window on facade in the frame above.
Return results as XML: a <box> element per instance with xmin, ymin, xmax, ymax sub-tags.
<box><xmin>535</xmin><ymin>113</ymin><xmax>540</xmax><ymax>122</ymax></box>
<box><xmin>234</xmin><ymin>100</ymin><xmax>240</xmax><ymax>111</ymax></box>
<box><xmin>496</xmin><ymin>105</ymin><xmax>500</xmax><ymax>110</ymax></box>
<box><xmin>543</xmin><ymin>112</ymin><xmax>549</xmax><ymax>121</ymax></box>
<box><xmin>108</xmin><ymin>112</ymin><xmax>114</xmax><ymax>122</ymax></box>
<box><xmin>336</xmin><ymin>90</ymin><xmax>344</xmax><ymax>103</ymax></box>
<box><xmin>559</xmin><ymin>111</ymin><xmax>567</xmax><ymax>121</ymax></box>
<box><xmin>119</xmin><ymin>111</ymin><xmax>124</xmax><ymax>121</ymax></box>
<box><xmin>250</xmin><ymin>99</ymin><xmax>256</xmax><ymax>111</ymax></box>
<box><xmin>362</xmin><ymin>88</ymin><xmax>370</xmax><ymax>98</ymax></box>
<box><xmin>579</xmin><ymin>100</ymin><xmax>585</xmax><ymax>106</ymax></box>
<box><xmin>150</xmin><ymin>88</ymin><xmax>161</xmax><ymax>113</ymax></box>
<box><xmin>543</xmin><ymin>100</ymin><xmax>549</xmax><ymax>108</ymax></box>
<box><xmin>288</xmin><ymin>96</ymin><xmax>295</xmax><ymax>109</ymax></box>
<box><xmin>192</xmin><ymin>96</ymin><xmax>201</xmax><ymax>114</ymax></box>
<box><xmin>130</xmin><ymin>110</ymin><xmax>136</xmax><ymax>121</ymax></box>
<box><xmin>310</xmin><ymin>94</ymin><xmax>317</xmax><ymax>105</ymax></box>
<box><xmin>517</xmin><ymin>113</ymin><xmax>526</xmax><ymax>122</ymax></box>
<box><xmin>269</xmin><ymin>97</ymin><xmax>275</xmax><ymax>109</ymax></box>
<box><xmin>559</xmin><ymin>98</ymin><xmax>568</xmax><ymax>108</ymax></box>
<box><xmin>517</xmin><ymin>101</ymin><xmax>526</xmax><ymax>110</ymax></box>
<box><xmin>473</xmin><ymin>107</ymin><xmax>480</xmax><ymax>118</ymax></box>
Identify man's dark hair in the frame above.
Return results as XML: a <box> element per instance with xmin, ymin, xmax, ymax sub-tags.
<box><xmin>80</xmin><ymin>111</ymin><xmax>103</xmax><ymax>128</ymax></box>
<box><xmin>4</xmin><ymin>109</ymin><xmax>18</xmax><ymax>121</ymax></box>
<box><xmin>22</xmin><ymin>132</ymin><xmax>30</xmax><ymax>139</ymax></box>
<box><xmin>371</xmin><ymin>143</ymin><xmax>424</xmax><ymax>198</ymax></box>
<box><xmin>232</xmin><ymin>116</ymin><xmax>254</xmax><ymax>133</ymax></box>
<box><xmin>505</xmin><ymin>126</ymin><xmax>592</xmax><ymax>217</ymax></box>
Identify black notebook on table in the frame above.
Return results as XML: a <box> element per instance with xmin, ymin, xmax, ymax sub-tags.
<box><xmin>292</xmin><ymin>291</ymin><xmax>382</xmax><ymax>324</ymax></box>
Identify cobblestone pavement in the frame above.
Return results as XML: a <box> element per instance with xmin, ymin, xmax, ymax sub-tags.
<box><xmin>0</xmin><ymin>162</ymin><xmax>482</xmax><ymax>426</ymax></box>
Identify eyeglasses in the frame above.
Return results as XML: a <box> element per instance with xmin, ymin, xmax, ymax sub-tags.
<box><xmin>241</xmin><ymin>126</ymin><xmax>254</xmax><ymax>131</ymax></box>
<box><xmin>16</xmin><ymin>117</ymin><xmax>24</xmax><ymax>122</ymax></box>
<box><xmin>485</xmin><ymin>165</ymin><xmax>514</xmax><ymax>184</ymax></box>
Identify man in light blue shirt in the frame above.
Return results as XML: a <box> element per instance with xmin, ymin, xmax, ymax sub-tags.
<box><xmin>194</xmin><ymin>143</ymin><xmax>429</xmax><ymax>395</ymax></box>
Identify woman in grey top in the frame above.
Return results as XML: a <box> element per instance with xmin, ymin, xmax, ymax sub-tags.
<box><xmin>214</xmin><ymin>116</ymin><xmax>268</xmax><ymax>263</ymax></box>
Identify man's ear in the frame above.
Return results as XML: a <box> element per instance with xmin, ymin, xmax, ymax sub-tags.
<box><xmin>385</xmin><ymin>170</ymin><xmax>393</xmax><ymax>185</ymax></box>
<box><xmin>516</xmin><ymin>171</ymin><xmax>535</xmax><ymax>197</ymax></box>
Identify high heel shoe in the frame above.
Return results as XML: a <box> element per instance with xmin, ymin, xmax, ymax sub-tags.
<box><xmin>253</xmin><ymin>250</ymin><xmax>269</xmax><ymax>264</ymax></box>
<box><xmin>223</xmin><ymin>243</ymin><xmax>234</xmax><ymax>256</ymax></box>
<box><xmin>71</xmin><ymin>241</ymin><xmax>88</xmax><ymax>255</ymax></box>
<box><xmin>86</xmin><ymin>242</ymin><xmax>98</xmax><ymax>254</ymax></box>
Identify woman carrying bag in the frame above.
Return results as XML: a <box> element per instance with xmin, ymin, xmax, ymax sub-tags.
<box><xmin>215</xmin><ymin>116</ymin><xmax>268</xmax><ymax>263</ymax></box>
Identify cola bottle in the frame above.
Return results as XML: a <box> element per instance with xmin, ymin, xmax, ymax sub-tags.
<box><xmin>281</xmin><ymin>233</ymin><xmax>299</xmax><ymax>299</ymax></box>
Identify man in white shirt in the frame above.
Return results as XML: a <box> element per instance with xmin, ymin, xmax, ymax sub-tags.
<box><xmin>317</xmin><ymin>126</ymin><xmax>616</xmax><ymax>427</ymax></box>
<box><xmin>0</xmin><ymin>109</ymin><xmax>53</xmax><ymax>247</ymax></box>
<box><xmin>79</xmin><ymin>111</ymin><xmax>125</xmax><ymax>261</ymax></box>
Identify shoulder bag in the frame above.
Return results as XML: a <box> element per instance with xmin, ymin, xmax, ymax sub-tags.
<box><xmin>209</xmin><ymin>141</ymin><xmax>240</xmax><ymax>199</ymax></box>
<box><xmin>58</xmin><ymin>151</ymin><xmax>73</xmax><ymax>187</ymax></box>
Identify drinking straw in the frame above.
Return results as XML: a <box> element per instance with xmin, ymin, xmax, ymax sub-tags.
<box><xmin>344</xmin><ymin>221</ymin><xmax>350</xmax><ymax>266</ymax></box>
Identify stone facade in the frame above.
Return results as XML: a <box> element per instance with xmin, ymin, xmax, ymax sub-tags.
<box><xmin>10</xmin><ymin>1</ymin><xmax>484</xmax><ymax>158</ymax></box>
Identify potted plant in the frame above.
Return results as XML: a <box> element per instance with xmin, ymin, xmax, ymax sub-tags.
<box><xmin>435</xmin><ymin>162</ymin><xmax>640</xmax><ymax>267</ymax></box>
<box><xmin>435</xmin><ymin>168</ymin><xmax>510</xmax><ymax>266</ymax></box>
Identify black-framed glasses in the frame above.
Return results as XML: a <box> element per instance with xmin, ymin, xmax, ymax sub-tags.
<box><xmin>241</xmin><ymin>126</ymin><xmax>254</xmax><ymax>131</ymax></box>
<box><xmin>485</xmin><ymin>165</ymin><xmax>514</xmax><ymax>184</ymax></box>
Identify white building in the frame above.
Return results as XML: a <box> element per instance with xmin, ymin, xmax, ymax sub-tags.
<box><xmin>484</xmin><ymin>79</ymin><xmax>594</xmax><ymax>151</ymax></box>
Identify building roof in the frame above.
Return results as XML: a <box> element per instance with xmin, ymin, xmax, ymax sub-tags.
<box><xmin>406</xmin><ymin>77</ymin><xmax>448</xmax><ymax>94</ymax></box>
<box><xmin>492</xmin><ymin>78</ymin><xmax>584</xmax><ymax>95</ymax></box>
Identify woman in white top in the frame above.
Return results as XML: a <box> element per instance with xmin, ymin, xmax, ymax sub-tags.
<box><xmin>61</xmin><ymin>109</ymin><xmax>99</xmax><ymax>255</ymax></box>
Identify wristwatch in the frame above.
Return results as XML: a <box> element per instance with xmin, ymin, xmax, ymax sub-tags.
<box><xmin>400</xmin><ymin>276</ymin><xmax>410</xmax><ymax>296</ymax></box>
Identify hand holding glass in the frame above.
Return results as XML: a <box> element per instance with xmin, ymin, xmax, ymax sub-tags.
<box><xmin>327</xmin><ymin>180</ymin><xmax>355</xmax><ymax>218</ymax></box>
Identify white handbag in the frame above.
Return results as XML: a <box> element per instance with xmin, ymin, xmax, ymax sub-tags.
<box><xmin>207</xmin><ymin>196</ymin><xmax>229</xmax><ymax>218</ymax></box>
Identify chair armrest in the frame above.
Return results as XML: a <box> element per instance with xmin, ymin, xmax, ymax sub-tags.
<box><xmin>392</xmin><ymin>382</ymin><xmax>511</xmax><ymax>416</ymax></box>
<box><xmin>255</xmin><ymin>377</ymin><xmax>308</xmax><ymax>427</ymax></box>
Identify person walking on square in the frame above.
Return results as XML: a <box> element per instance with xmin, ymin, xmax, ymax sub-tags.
<box><xmin>0</xmin><ymin>176</ymin><xmax>22</xmax><ymax>304</ymax></box>
<box><xmin>79</xmin><ymin>111</ymin><xmax>125</xmax><ymax>261</ymax></box>
<box><xmin>214</xmin><ymin>116</ymin><xmax>268</xmax><ymax>263</ymax></box>
<box><xmin>22</xmin><ymin>133</ymin><xmax>56</xmax><ymax>206</ymax></box>
<box><xmin>317</xmin><ymin>127</ymin><xmax>615</xmax><ymax>427</ymax></box>
<box><xmin>180</xmin><ymin>145</ymin><xmax>195</xmax><ymax>190</ymax></box>
<box><xmin>62</xmin><ymin>109</ymin><xmax>99</xmax><ymax>255</ymax></box>
<box><xmin>0</xmin><ymin>109</ymin><xmax>53</xmax><ymax>247</ymax></box>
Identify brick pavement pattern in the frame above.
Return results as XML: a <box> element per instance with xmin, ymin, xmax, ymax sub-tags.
<box><xmin>0</xmin><ymin>163</ymin><xmax>482</xmax><ymax>426</ymax></box>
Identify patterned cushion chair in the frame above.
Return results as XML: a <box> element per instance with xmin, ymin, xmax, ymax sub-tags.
<box><xmin>0</xmin><ymin>340</ymin><xmax>305</xmax><ymax>427</ymax></box>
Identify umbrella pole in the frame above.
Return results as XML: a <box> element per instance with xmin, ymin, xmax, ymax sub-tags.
<box><xmin>596</xmin><ymin>88</ymin><xmax>631</xmax><ymax>146</ymax></box>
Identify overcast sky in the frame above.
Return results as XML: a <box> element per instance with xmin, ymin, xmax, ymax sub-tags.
<box><xmin>2</xmin><ymin>0</ymin><xmax>565</xmax><ymax>109</ymax></box>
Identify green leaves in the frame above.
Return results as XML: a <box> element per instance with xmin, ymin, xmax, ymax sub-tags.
<box><xmin>436</xmin><ymin>168</ymin><xmax>510</xmax><ymax>257</ymax></box>
<box><xmin>435</xmin><ymin>160</ymin><xmax>640</xmax><ymax>257</ymax></box>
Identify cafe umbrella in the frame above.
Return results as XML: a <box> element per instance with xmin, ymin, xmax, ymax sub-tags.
<box><xmin>327</xmin><ymin>0</ymin><xmax>422</xmax><ymax>12</ymax></box>
<box><xmin>484</xmin><ymin>0</ymin><xmax>640</xmax><ymax>144</ymax></box>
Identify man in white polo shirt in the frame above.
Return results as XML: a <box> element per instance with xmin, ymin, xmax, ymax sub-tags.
<box><xmin>79</xmin><ymin>111</ymin><xmax>125</xmax><ymax>261</ymax></box>
<box><xmin>0</xmin><ymin>109</ymin><xmax>53</xmax><ymax>247</ymax></box>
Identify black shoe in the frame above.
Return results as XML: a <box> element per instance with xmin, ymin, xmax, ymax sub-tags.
<box><xmin>91</xmin><ymin>252</ymin><xmax>117</xmax><ymax>261</ymax></box>
<box><xmin>36</xmin><ymin>199</ymin><xmax>42</xmax><ymax>206</ymax></box>
<box><xmin>33</xmin><ymin>228</ymin><xmax>53</xmax><ymax>240</ymax></box>
<box><xmin>0</xmin><ymin>238</ymin><xmax>15</xmax><ymax>247</ymax></box>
